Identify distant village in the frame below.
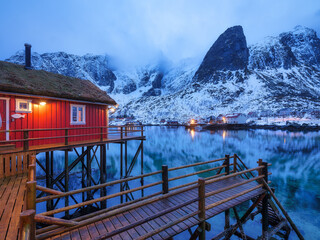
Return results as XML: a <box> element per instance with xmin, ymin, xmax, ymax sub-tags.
<box><xmin>110</xmin><ymin>108</ymin><xmax>320</xmax><ymax>126</ymax></box>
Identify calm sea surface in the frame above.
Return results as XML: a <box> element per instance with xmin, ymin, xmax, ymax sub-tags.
<box><xmin>38</xmin><ymin>126</ymin><xmax>320</xmax><ymax>239</ymax></box>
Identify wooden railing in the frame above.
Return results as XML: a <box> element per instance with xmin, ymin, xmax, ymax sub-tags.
<box><xmin>0</xmin><ymin>125</ymin><xmax>144</xmax><ymax>152</ymax></box>
<box><xmin>0</xmin><ymin>152</ymin><xmax>35</xmax><ymax>178</ymax></box>
<box><xmin>19</xmin><ymin>154</ymin><xmax>303</xmax><ymax>240</ymax></box>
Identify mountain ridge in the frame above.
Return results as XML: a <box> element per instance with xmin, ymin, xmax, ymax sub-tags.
<box><xmin>6</xmin><ymin>25</ymin><xmax>320</xmax><ymax>123</ymax></box>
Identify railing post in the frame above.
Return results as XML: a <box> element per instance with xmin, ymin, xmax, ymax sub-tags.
<box><xmin>125</xmin><ymin>126</ymin><xmax>128</xmax><ymax>137</ymax></box>
<box><xmin>162</xmin><ymin>165</ymin><xmax>168</xmax><ymax>194</ymax></box>
<box><xmin>20</xmin><ymin>209</ymin><xmax>36</xmax><ymax>240</ymax></box>
<box><xmin>121</xmin><ymin>127</ymin><xmax>123</xmax><ymax>139</ymax></box>
<box><xmin>198</xmin><ymin>178</ymin><xmax>206</xmax><ymax>240</ymax></box>
<box><xmin>261</xmin><ymin>161</ymin><xmax>269</xmax><ymax>239</ymax></box>
<box><xmin>64</xmin><ymin>129</ymin><xmax>68</xmax><ymax>145</ymax></box>
<box><xmin>28</xmin><ymin>164</ymin><xmax>36</xmax><ymax>182</ymax></box>
<box><xmin>233</xmin><ymin>154</ymin><xmax>237</xmax><ymax>173</ymax></box>
<box><xmin>23</xmin><ymin>130</ymin><xmax>29</xmax><ymax>151</ymax></box>
<box><xmin>100</xmin><ymin>127</ymin><xmax>103</xmax><ymax>141</ymax></box>
<box><xmin>26</xmin><ymin>181</ymin><xmax>37</xmax><ymax>211</ymax></box>
<box><xmin>141</xmin><ymin>125</ymin><xmax>144</xmax><ymax>137</ymax></box>
<box><xmin>225</xmin><ymin>154</ymin><xmax>230</xmax><ymax>175</ymax></box>
<box><xmin>224</xmin><ymin>154</ymin><xmax>230</xmax><ymax>230</ymax></box>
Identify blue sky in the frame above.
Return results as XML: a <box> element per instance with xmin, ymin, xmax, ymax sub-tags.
<box><xmin>1</xmin><ymin>0</ymin><xmax>319</xmax><ymax>65</ymax></box>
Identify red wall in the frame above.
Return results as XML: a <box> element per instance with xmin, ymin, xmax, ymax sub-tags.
<box><xmin>0</xmin><ymin>94</ymin><xmax>108</xmax><ymax>148</ymax></box>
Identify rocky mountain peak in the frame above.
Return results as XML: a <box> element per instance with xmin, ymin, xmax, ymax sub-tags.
<box><xmin>193</xmin><ymin>25</ymin><xmax>249</xmax><ymax>83</ymax></box>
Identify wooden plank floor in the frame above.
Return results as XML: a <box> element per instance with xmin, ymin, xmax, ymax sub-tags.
<box><xmin>43</xmin><ymin>176</ymin><xmax>265</xmax><ymax>240</ymax></box>
<box><xmin>0</xmin><ymin>173</ymin><xmax>28</xmax><ymax>240</ymax></box>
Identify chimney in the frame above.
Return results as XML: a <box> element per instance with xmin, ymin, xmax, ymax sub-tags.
<box><xmin>24</xmin><ymin>43</ymin><xmax>32</xmax><ymax>70</ymax></box>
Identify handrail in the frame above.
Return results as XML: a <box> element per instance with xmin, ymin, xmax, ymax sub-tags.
<box><xmin>205</xmin><ymin>175</ymin><xmax>265</xmax><ymax>198</ymax></box>
<box><xmin>0</xmin><ymin>125</ymin><xmax>142</xmax><ymax>133</ymax></box>
<box><xmin>206</xmin><ymin>184</ymin><xmax>264</xmax><ymax>210</ymax></box>
<box><xmin>205</xmin><ymin>166</ymin><xmax>263</xmax><ymax>185</ymax></box>
<box><xmin>40</xmin><ymin>180</ymin><xmax>163</xmax><ymax>216</ymax></box>
<box><xmin>168</xmin><ymin>157</ymin><xmax>228</xmax><ymax>171</ymax></box>
<box><xmin>168</xmin><ymin>165</ymin><xmax>226</xmax><ymax>182</ymax></box>
<box><xmin>36</xmin><ymin>184</ymin><xmax>200</xmax><ymax>239</ymax></box>
<box><xmin>36</xmin><ymin>170</ymin><xmax>162</xmax><ymax>203</ymax></box>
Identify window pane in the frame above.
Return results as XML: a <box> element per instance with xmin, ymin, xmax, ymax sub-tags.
<box><xmin>72</xmin><ymin>107</ymin><xmax>77</xmax><ymax>122</ymax></box>
<box><xmin>20</xmin><ymin>102</ymin><xmax>27</xmax><ymax>110</ymax></box>
<box><xmin>79</xmin><ymin>107</ymin><xmax>83</xmax><ymax>122</ymax></box>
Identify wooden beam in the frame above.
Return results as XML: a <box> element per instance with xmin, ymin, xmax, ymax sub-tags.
<box><xmin>34</xmin><ymin>215</ymin><xmax>79</xmax><ymax>227</ymax></box>
<box><xmin>36</xmin><ymin>185</ymin><xmax>63</xmax><ymax>195</ymax></box>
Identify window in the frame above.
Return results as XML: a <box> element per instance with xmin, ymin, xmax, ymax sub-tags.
<box><xmin>16</xmin><ymin>99</ymin><xmax>32</xmax><ymax>113</ymax></box>
<box><xmin>70</xmin><ymin>104</ymin><xmax>86</xmax><ymax>124</ymax></box>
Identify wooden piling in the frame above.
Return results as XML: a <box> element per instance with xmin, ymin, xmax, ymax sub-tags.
<box><xmin>198</xmin><ymin>178</ymin><xmax>206</xmax><ymax>240</ymax></box>
<box><xmin>20</xmin><ymin>210</ymin><xmax>36</xmax><ymax>240</ymax></box>
<box><xmin>162</xmin><ymin>165</ymin><xmax>168</xmax><ymax>194</ymax></box>
<box><xmin>225</xmin><ymin>155</ymin><xmax>230</xmax><ymax>230</ymax></box>
<box><xmin>26</xmin><ymin>181</ymin><xmax>36</xmax><ymax>210</ymax></box>
<box><xmin>261</xmin><ymin>161</ymin><xmax>269</xmax><ymax>239</ymax></box>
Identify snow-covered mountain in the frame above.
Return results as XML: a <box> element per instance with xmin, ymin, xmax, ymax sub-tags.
<box><xmin>6</xmin><ymin>25</ymin><xmax>320</xmax><ymax>123</ymax></box>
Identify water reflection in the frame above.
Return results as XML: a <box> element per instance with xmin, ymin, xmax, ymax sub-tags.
<box><xmin>37</xmin><ymin>126</ymin><xmax>320</xmax><ymax>239</ymax></box>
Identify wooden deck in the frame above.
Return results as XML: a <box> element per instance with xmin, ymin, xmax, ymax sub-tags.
<box><xmin>0</xmin><ymin>135</ymin><xmax>145</xmax><ymax>155</ymax></box>
<box><xmin>37</xmin><ymin>176</ymin><xmax>265</xmax><ymax>240</ymax></box>
<box><xmin>0</xmin><ymin>173</ymin><xmax>28</xmax><ymax>240</ymax></box>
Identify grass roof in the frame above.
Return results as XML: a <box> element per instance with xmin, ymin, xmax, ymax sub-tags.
<box><xmin>0</xmin><ymin>61</ymin><xmax>116</xmax><ymax>105</ymax></box>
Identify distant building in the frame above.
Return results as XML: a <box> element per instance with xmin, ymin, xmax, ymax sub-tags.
<box><xmin>310</xmin><ymin>109</ymin><xmax>320</xmax><ymax>118</ymax></box>
<box><xmin>247</xmin><ymin>112</ymin><xmax>258</xmax><ymax>118</ymax></box>
<box><xmin>277</xmin><ymin>108</ymin><xmax>293</xmax><ymax>117</ymax></box>
<box><xmin>259</xmin><ymin>110</ymin><xmax>273</xmax><ymax>117</ymax></box>
<box><xmin>216</xmin><ymin>114</ymin><xmax>224</xmax><ymax>124</ymax></box>
<box><xmin>225</xmin><ymin>113</ymin><xmax>247</xmax><ymax>124</ymax></box>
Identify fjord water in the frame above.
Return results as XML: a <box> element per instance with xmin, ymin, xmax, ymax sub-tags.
<box><xmin>116</xmin><ymin>126</ymin><xmax>320</xmax><ymax>239</ymax></box>
<box><xmin>38</xmin><ymin>126</ymin><xmax>320</xmax><ymax>239</ymax></box>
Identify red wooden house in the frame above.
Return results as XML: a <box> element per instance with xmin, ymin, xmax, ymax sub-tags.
<box><xmin>0</xmin><ymin>56</ymin><xmax>117</xmax><ymax>152</ymax></box>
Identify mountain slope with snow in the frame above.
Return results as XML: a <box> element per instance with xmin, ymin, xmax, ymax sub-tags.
<box><xmin>6</xmin><ymin>25</ymin><xmax>320</xmax><ymax>123</ymax></box>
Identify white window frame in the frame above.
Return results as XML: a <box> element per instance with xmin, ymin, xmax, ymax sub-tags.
<box><xmin>0</xmin><ymin>97</ymin><xmax>10</xmax><ymax>140</ymax></box>
<box><xmin>16</xmin><ymin>99</ymin><xmax>32</xmax><ymax>113</ymax></box>
<box><xmin>70</xmin><ymin>104</ymin><xmax>86</xmax><ymax>125</ymax></box>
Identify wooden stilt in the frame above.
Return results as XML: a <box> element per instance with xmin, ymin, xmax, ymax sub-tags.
<box><xmin>261</xmin><ymin>161</ymin><xmax>269</xmax><ymax>239</ymax></box>
<box><xmin>100</xmin><ymin>144</ymin><xmax>107</xmax><ymax>209</ymax></box>
<box><xmin>120</xmin><ymin>142</ymin><xmax>123</xmax><ymax>204</ymax></box>
<box><xmin>225</xmin><ymin>155</ymin><xmax>230</xmax><ymax>233</ymax></box>
<box><xmin>140</xmin><ymin>139</ymin><xmax>144</xmax><ymax>198</ymax></box>
<box><xmin>45</xmin><ymin>152</ymin><xmax>51</xmax><ymax>212</ymax></box>
<box><xmin>65</xmin><ymin>150</ymin><xmax>69</xmax><ymax>219</ymax></box>
<box><xmin>87</xmin><ymin>147</ymin><xmax>92</xmax><ymax>200</ymax></box>
<box><xmin>81</xmin><ymin>147</ymin><xmax>85</xmax><ymax>203</ymax></box>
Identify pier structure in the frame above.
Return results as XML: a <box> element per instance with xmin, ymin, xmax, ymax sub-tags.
<box><xmin>0</xmin><ymin>148</ymin><xmax>305</xmax><ymax>239</ymax></box>
<box><xmin>0</xmin><ymin>125</ymin><xmax>145</xmax><ymax>240</ymax></box>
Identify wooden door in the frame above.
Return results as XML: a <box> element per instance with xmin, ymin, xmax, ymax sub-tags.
<box><xmin>0</xmin><ymin>100</ymin><xmax>7</xmax><ymax>141</ymax></box>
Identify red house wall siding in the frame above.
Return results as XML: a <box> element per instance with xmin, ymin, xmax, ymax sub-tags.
<box><xmin>0</xmin><ymin>93</ymin><xmax>108</xmax><ymax>148</ymax></box>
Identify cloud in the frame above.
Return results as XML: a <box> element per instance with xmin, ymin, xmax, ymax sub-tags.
<box><xmin>0</xmin><ymin>0</ymin><xmax>319</xmax><ymax>67</ymax></box>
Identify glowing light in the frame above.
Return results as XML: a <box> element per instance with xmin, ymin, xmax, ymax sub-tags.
<box><xmin>40</xmin><ymin>102</ymin><xmax>46</xmax><ymax>106</ymax></box>
<box><xmin>190</xmin><ymin>129</ymin><xmax>195</xmax><ymax>139</ymax></box>
<box><xmin>190</xmin><ymin>119</ymin><xmax>195</xmax><ymax>124</ymax></box>
<box><xmin>222</xmin><ymin>117</ymin><xmax>226</xmax><ymax>123</ymax></box>
<box><xmin>222</xmin><ymin>130</ymin><xmax>226</xmax><ymax>140</ymax></box>
<box><xmin>109</xmin><ymin>107</ymin><xmax>115</xmax><ymax>113</ymax></box>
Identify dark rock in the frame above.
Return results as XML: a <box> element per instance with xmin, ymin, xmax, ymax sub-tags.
<box><xmin>139</xmin><ymin>72</ymin><xmax>150</xmax><ymax>87</ymax></box>
<box><xmin>193</xmin><ymin>26</ymin><xmax>249</xmax><ymax>83</ymax></box>
<box><xmin>152</xmin><ymin>73</ymin><xmax>163</xmax><ymax>88</ymax></box>
<box><xmin>143</xmin><ymin>88</ymin><xmax>161</xmax><ymax>97</ymax></box>
<box><xmin>123</xmin><ymin>81</ymin><xmax>137</xmax><ymax>94</ymax></box>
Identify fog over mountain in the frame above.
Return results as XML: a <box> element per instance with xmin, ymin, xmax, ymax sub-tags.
<box><xmin>6</xmin><ymin>25</ymin><xmax>320</xmax><ymax>123</ymax></box>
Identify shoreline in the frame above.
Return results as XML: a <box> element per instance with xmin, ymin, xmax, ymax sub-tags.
<box><xmin>202</xmin><ymin>123</ymin><xmax>320</xmax><ymax>132</ymax></box>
